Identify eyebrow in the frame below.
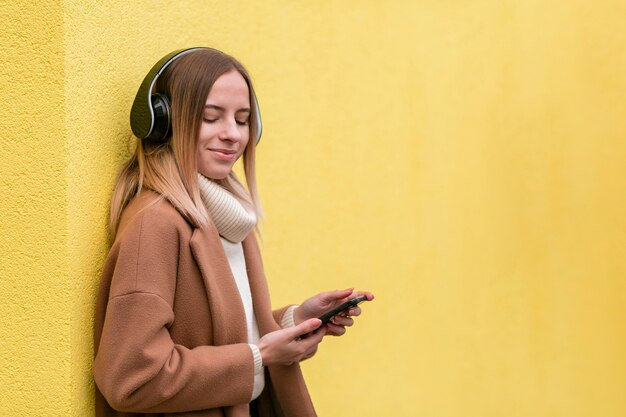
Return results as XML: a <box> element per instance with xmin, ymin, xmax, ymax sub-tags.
<box><xmin>204</xmin><ymin>104</ymin><xmax>250</xmax><ymax>113</ymax></box>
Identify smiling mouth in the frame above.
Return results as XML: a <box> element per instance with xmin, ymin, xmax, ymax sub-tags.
<box><xmin>209</xmin><ymin>148</ymin><xmax>237</xmax><ymax>154</ymax></box>
<box><xmin>209</xmin><ymin>148</ymin><xmax>238</xmax><ymax>161</ymax></box>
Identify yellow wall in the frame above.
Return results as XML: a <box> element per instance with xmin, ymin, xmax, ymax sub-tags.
<box><xmin>0</xmin><ymin>1</ymin><xmax>71</xmax><ymax>415</ymax></box>
<box><xmin>1</xmin><ymin>1</ymin><xmax>625</xmax><ymax>416</ymax></box>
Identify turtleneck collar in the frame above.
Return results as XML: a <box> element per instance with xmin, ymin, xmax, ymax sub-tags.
<box><xmin>197</xmin><ymin>173</ymin><xmax>257</xmax><ymax>243</ymax></box>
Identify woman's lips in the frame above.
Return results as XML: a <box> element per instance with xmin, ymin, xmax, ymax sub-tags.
<box><xmin>209</xmin><ymin>148</ymin><xmax>237</xmax><ymax>161</ymax></box>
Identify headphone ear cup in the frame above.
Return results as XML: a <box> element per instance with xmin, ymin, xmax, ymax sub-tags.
<box><xmin>148</xmin><ymin>93</ymin><xmax>172</xmax><ymax>141</ymax></box>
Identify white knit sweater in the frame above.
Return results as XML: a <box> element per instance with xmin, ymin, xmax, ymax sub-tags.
<box><xmin>197</xmin><ymin>174</ymin><xmax>296</xmax><ymax>401</ymax></box>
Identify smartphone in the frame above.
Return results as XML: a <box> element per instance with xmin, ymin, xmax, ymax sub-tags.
<box><xmin>318</xmin><ymin>295</ymin><xmax>368</xmax><ymax>324</ymax></box>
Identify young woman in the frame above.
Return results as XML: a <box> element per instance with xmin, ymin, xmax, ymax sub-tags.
<box><xmin>93</xmin><ymin>47</ymin><xmax>373</xmax><ymax>417</ymax></box>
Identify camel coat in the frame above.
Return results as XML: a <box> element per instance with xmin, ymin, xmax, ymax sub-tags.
<box><xmin>93</xmin><ymin>191</ymin><xmax>317</xmax><ymax>417</ymax></box>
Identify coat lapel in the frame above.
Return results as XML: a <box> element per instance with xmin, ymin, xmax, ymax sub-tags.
<box><xmin>242</xmin><ymin>235</ymin><xmax>317</xmax><ymax>417</ymax></box>
<box><xmin>242</xmin><ymin>234</ymin><xmax>281</xmax><ymax>336</ymax></box>
<box><xmin>190</xmin><ymin>222</ymin><xmax>248</xmax><ymax>345</ymax></box>
<box><xmin>190</xmin><ymin>229</ymin><xmax>316</xmax><ymax>416</ymax></box>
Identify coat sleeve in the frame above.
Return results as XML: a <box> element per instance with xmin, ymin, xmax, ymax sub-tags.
<box><xmin>93</xmin><ymin>209</ymin><xmax>254</xmax><ymax>413</ymax></box>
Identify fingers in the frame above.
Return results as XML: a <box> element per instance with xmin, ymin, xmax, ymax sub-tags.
<box><xmin>322</xmin><ymin>289</ymin><xmax>375</xmax><ymax>307</ymax></box>
<box><xmin>330</xmin><ymin>314</ymin><xmax>354</xmax><ymax>327</ymax></box>
<box><xmin>297</xmin><ymin>325</ymin><xmax>326</xmax><ymax>360</ymax></box>
<box><xmin>259</xmin><ymin>320</ymin><xmax>326</xmax><ymax>366</ymax></box>
<box><xmin>344</xmin><ymin>306</ymin><xmax>361</xmax><ymax>317</ymax></box>
<box><xmin>295</xmin><ymin>289</ymin><xmax>373</xmax><ymax>342</ymax></box>
<box><xmin>321</xmin><ymin>290</ymin><xmax>374</xmax><ymax>337</ymax></box>
<box><xmin>325</xmin><ymin>322</ymin><xmax>347</xmax><ymax>336</ymax></box>
<box><xmin>318</xmin><ymin>288</ymin><xmax>354</xmax><ymax>304</ymax></box>
<box><xmin>325</xmin><ymin>314</ymin><xmax>353</xmax><ymax>337</ymax></box>
<box><xmin>288</xmin><ymin>318</ymin><xmax>322</xmax><ymax>340</ymax></box>
<box><xmin>301</xmin><ymin>332</ymin><xmax>323</xmax><ymax>360</ymax></box>
<box><xmin>349</xmin><ymin>290</ymin><xmax>375</xmax><ymax>301</ymax></box>
<box><xmin>318</xmin><ymin>289</ymin><xmax>374</xmax><ymax>303</ymax></box>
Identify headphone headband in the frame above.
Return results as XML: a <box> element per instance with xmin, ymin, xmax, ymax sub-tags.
<box><xmin>130</xmin><ymin>47</ymin><xmax>262</xmax><ymax>143</ymax></box>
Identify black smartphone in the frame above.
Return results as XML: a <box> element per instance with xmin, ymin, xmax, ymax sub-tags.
<box><xmin>318</xmin><ymin>295</ymin><xmax>368</xmax><ymax>324</ymax></box>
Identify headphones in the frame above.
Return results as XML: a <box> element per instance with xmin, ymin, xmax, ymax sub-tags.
<box><xmin>130</xmin><ymin>47</ymin><xmax>262</xmax><ymax>143</ymax></box>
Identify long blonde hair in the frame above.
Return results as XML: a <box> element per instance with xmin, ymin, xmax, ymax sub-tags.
<box><xmin>110</xmin><ymin>48</ymin><xmax>262</xmax><ymax>238</ymax></box>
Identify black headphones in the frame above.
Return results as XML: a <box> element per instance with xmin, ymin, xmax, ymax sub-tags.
<box><xmin>130</xmin><ymin>47</ymin><xmax>262</xmax><ymax>143</ymax></box>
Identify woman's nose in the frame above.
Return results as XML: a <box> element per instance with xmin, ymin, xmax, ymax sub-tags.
<box><xmin>219</xmin><ymin>120</ymin><xmax>242</xmax><ymax>141</ymax></box>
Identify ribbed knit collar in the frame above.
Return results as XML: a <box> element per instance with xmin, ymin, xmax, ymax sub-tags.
<box><xmin>197</xmin><ymin>173</ymin><xmax>256</xmax><ymax>243</ymax></box>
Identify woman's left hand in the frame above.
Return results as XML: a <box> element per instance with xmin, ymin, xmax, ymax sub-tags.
<box><xmin>294</xmin><ymin>289</ymin><xmax>374</xmax><ymax>336</ymax></box>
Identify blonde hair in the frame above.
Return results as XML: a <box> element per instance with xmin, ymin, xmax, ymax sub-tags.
<box><xmin>110</xmin><ymin>48</ymin><xmax>262</xmax><ymax>238</ymax></box>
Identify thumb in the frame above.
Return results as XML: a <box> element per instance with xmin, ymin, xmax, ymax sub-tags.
<box><xmin>320</xmin><ymin>288</ymin><xmax>354</xmax><ymax>302</ymax></box>
<box><xmin>289</xmin><ymin>318</ymin><xmax>322</xmax><ymax>339</ymax></box>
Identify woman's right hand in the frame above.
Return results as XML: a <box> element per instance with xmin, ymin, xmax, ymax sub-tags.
<box><xmin>257</xmin><ymin>318</ymin><xmax>326</xmax><ymax>366</ymax></box>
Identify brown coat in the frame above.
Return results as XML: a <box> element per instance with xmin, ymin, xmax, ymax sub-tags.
<box><xmin>93</xmin><ymin>191</ymin><xmax>316</xmax><ymax>417</ymax></box>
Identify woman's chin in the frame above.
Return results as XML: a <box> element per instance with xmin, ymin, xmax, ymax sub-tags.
<box><xmin>199</xmin><ymin>168</ymin><xmax>230</xmax><ymax>181</ymax></box>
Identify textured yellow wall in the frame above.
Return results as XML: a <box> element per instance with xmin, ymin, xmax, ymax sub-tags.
<box><xmin>0</xmin><ymin>1</ymin><xmax>70</xmax><ymax>415</ymax></box>
<box><xmin>2</xmin><ymin>1</ymin><xmax>625</xmax><ymax>416</ymax></box>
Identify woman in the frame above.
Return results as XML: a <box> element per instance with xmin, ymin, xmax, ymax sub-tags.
<box><xmin>93</xmin><ymin>47</ymin><xmax>373</xmax><ymax>417</ymax></box>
